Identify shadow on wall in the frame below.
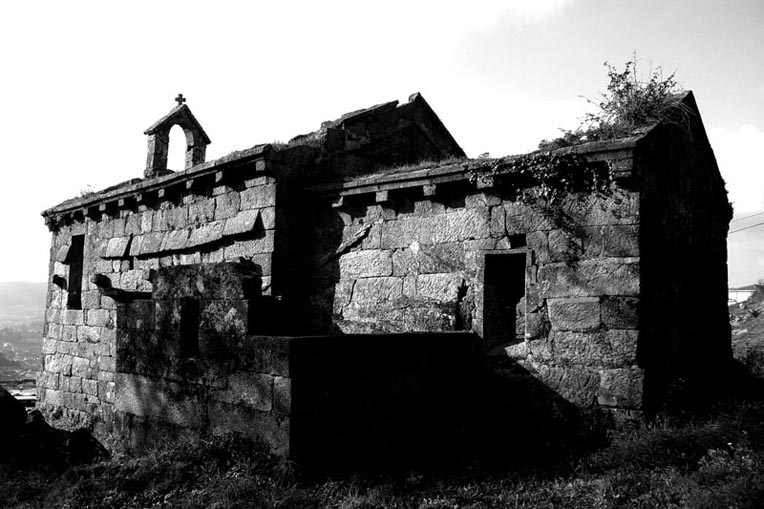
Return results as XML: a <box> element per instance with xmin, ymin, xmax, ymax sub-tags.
<box><xmin>289</xmin><ymin>346</ymin><xmax>610</xmax><ymax>474</ymax></box>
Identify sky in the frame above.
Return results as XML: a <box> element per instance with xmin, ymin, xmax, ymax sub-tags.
<box><xmin>0</xmin><ymin>0</ymin><xmax>762</xmax><ymax>286</ymax></box>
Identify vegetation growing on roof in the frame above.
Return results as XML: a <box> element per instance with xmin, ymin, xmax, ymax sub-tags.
<box><xmin>539</xmin><ymin>56</ymin><xmax>692</xmax><ymax>150</ymax></box>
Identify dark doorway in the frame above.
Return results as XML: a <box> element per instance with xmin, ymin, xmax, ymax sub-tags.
<box><xmin>483</xmin><ymin>252</ymin><xmax>526</xmax><ymax>348</ymax></box>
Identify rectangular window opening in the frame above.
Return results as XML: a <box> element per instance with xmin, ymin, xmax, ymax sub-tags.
<box><xmin>179</xmin><ymin>299</ymin><xmax>199</xmax><ymax>357</ymax></box>
<box><xmin>66</xmin><ymin>235</ymin><xmax>85</xmax><ymax>310</ymax></box>
<box><xmin>483</xmin><ymin>252</ymin><xmax>526</xmax><ymax>349</ymax></box>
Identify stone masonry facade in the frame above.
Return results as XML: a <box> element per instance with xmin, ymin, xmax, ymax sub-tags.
<box><xmin>39</xmin><ymin>91</ymin><xmax>731</xmax><ymax>457</ymax></box>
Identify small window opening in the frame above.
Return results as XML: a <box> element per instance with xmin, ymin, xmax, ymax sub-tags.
<box><xmin>483</xmin><ymin>252</ymin><xmax>526</xmax><ymax>348</ymax></box>
<box><xmin>168</xmin><ymin>124</ymin><xmax>187</xmax><ymax>172</ymax></box>
<box><xmin>179</xmin><ymin>299</ymin><xmax>199</xmax><ymax>357</ymax></box>
<box><xmin>66</xmin><ymin>235</ymin><xmax>85</xmax><ymax>309</ymax></box>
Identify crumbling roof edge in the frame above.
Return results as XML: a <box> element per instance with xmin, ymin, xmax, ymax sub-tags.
<box><xmin>42</xmin><ymin>144</ymin><xmax>274</xmax><ymax>217</ymax></box>
<box><xmin>308</xmin><ymin>133</ymin><xmax>643</xmax><ymax>196</ymax></box>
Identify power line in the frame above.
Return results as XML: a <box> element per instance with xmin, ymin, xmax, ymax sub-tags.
<box><xmin>731</xmin><ymin>210</ymin><xmax>764</xmax><ymax>223</ymax></box>
<box><xmin>729</xmin><ymin>220</ymin><xmax>764</xmax><ymax>234</ymax></box>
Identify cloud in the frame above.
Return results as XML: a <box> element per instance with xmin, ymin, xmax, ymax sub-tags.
<box><xmin>709</xmin><ymin>124</ymin><xmax>764</xmax><ymax>215</ymax></box>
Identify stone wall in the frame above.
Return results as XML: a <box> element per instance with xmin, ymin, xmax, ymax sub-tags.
<box><xmin>38</xmin><ymin>172</ymin><xmax>279</xmax><ymax>436</ymax></box>
<box><xmin>113</xmin><ymin>263</ymin><xmax>291</xmax><ymax>454</ymax></box>
<box><xmin>636</xmin><ymin>93</ymin><xmax>733</xmax><ymax>414</ymax></box>
<box><xmin>307</xmin><ymin>173</ymin><xmax>644</xmax><ymax>413</ymax></box>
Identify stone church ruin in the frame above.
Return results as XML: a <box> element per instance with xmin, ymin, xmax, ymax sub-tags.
<box><xmin>39</xmin><ymin>91</ymin><xmax>731</xmax><ymax>466</ymax></box>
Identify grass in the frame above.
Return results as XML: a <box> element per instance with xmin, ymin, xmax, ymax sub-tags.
<box><xmin>3</xmin><ymin>396</ymin><xmax>764</xmax><ymax>508</ymax></box>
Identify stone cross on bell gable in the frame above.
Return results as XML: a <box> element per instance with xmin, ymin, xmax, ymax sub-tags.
<box><xmin>175</xmin><ymin>93</ymin><xmax>186</xmax><ymax>106</ymax></box>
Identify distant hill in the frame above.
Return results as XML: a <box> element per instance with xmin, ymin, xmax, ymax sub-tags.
<box><xmin>0</xmin><ymin>282</ymin><xmax>46</xmax><ymax>323</ymax></box>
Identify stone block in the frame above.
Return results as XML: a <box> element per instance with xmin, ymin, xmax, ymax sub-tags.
<box><xmin>125</xmin><ymin>214</ymin><xmax>141</xmax><ymax>235</ymax></box>
<box><xmin>152</xmin><ymin>263</ymin><xmax>260</xmax><ymax>300</ymax></box>
<box><xmin>366</xmin><ymin>204</ymin><xmax>397</xmax><ymax>221</ymax></box>
<box><xmin>250</xmin><ymin>253</ymin><xmax>272</xmax><ymax>276</ymax></box>
<box><xmin>418</xmin><ymin>243</ymin><xmax>465</xmax><ymax>274</ymax></box>
<box><xmin>548</xmin><ymin>229</ymin><xmax>583</xmax><ymax>262</ymax></box>
<box><xmin>188</xmin><ymin>199</ymin><xmax>215</xmax><ymax>225</ymax></box>
<box><xmin>539</xmin><ymin>258</ymin><xmax>640</xmax><ymax>298</ymax></box>
<box><xmin>46</xmin><ymin>307</ymin><xmax>61</xmax><ymax>324</ymax></box>
<box><xmin>86</xmin><ymin>309</ymin><xmax>111</xmax><ymax>327</ymax></box>
<box><xmin>81</xmin><ymin>290</ymin><xmax>101</xmax><ymax>309</ymax></box>
<box><xmin>179</xmin><ymin>252</ymin><xmax>201</xmax><ymax>265</ymax></box>
<box><xmin>391</xmin><ymin>246</ymin><xmax>417</xmax><ymax>276</ymax></box>
<box><xmin>214</xmin><ymin>192</ymin><xmax>242</xmax><ymax>220</ymax></box>
<box><xmin>598</xmin><ymin>367</ymin><xmax>644</xmax><ymax>408</ymax></box>
<box><xmin>44</xmin><ymin>389</ymin><xmax>63</xmax><ymax>406</ymax></box>
<box><xmin>559</xmin><ymin>190</ymin><xmax>639</xmax><ymax>226</ymax></box>
<box><xmin>78</xmin><ymin>326</ymin><xmax>102</xmax><ymax>343</ymax></box>
<box><xmin>161</xmin><ymin>229</ymin><xmax>190</xmax><ymax>252</ymax></box>
<box><xmin>39</xmin><ymin>371</ymin><xmax>60</xmax><ymax>390</ymax></box>
<box><xmin>413</xmin><ymin>200</ymin><xmax>446</xmax><ymax>215</ymax></box>
<box><xmin>339</xmin><ymin>249</ymin><xmax>393</xmax><ymax>279</ymax></box>
<box><xmin>215</xmin><ymin>372</ymin><xmax>274</xmax><ymax>412</ymax></box>
<box><xmin>207</xmin><ymin>401</ymin><xmax>289</xmax><ymax>457</ymax></box>
<box><xmin>431</xmin><ymin>208</ymin><xmax>490</xmax><ymax>243</ymax></box>
<box><xmin>155</xmin><ymin>300</ymin><xmax>182</xmax><ymax>331</ymax></box>
<box><xmin>504</xmin><ymin>202</ymin><xmax>552</xmax><ymax>234</ymax></box>
<box><xmin>260</xmin><ymin>207</ymin><xmax>276</xmax><ymax>230</ymax></box>
<box><xmin>240</xmin><ymin>184</ymin><xmax>276</xmax><ymax>210</ymax></box>
<box><xmin>98</xmin><ymin>380</ymin><xmax>116</xmax><ymax>402</ymax></box>
<box><xmin>200</xmin><ymin>299</ymin><xmax>249</xmax><ymax>335</ymax></box>
<box><xmin>42</xmin><ymin>338</ymin><xmax>57</xmax><ymax>355</ymax></box>
<box><xmin>223</xmin><ymin>231</ymin><xmax>275</xmax><ymax>258</ymax></box>
<box><xmin>55</xmin><ymin>244</ymin><xmax>70</xmax><ymax>263</ymax></box>
<box><xmin>548</xmin><ymin>329</ymin><xmax>638</xmax><ymax>368</ymax></box>
<box><xmin>53</xmin><ymin>261</ymin><xmax>67</xmax><ymax>278</ymax></box>
<box><xmin>532</xmin><ymin>364</ymin><xmax>600</xmax><ymax>406</ymax></box>
<box><xmin>489</xmin><ymin>205</ymin><xmax>506</xmax><ymax>238</ymax></box>
<box><xmin>167</xmin><ymin>207</ymin><xmax>189</xmax><ymax>230</ymax></box>
<box><xmin>602</xmin><ymin>225</ymin><xmax>640</xmax><ymax>257</ymax></box>
<box><xmin>273</xmin><ymin>376</ymin><xmax>291</xmax><ymax>416</ymax></box>
<box><xmin>61</xmin><ymin>375</ymin><xmax>82</xmax><ymax>393</ymax></box>
<box><xmin>243</xmin><ymin>176</ymin><xmax>272</xmax><ymax>188</ymax></box>
<box><xmin>416</xmin><ymin>273</ymin><xmax>464</xmax><ymax>302</ymax></box>
<box><xmin>187</xmin><ymin>221</ymin><xmax>225</xmax><ymax>249</ymax></box>
<box><xmin>601</xmin><ymin>296</ymin><xmax>639</xmax><ymax>329</ymax></box>
<box><xmin>128</xmin><ymin>235</ymin><xmax>144</xmax><ymax>257</ymax></box>
<box><xmin>332</xmin><ymin>280</ymin><xmax>355</xmax><ymax>313</ymax></box>
<box><xmin>152</xmin><ymin>209</ymin><xmax>170</xmax><ymax>232</ymax></box>
<box><xmin>140</xmin><ymin>211</ymin><xmax>154</xmax><ymax>234</ymax></box>
<box><xmin>120</xmin><ymin>270</ymin><xmax>151</xmax><ymax>292</ymax></box>
<box><xmin>72</xmin><ymin>357</ymin><xmax>91</xmax><ymax>378</ymax></box>
<box><xmin>139</xmin><ymin>232</ymin><xmax>166</xmax><ymax>255</ymax></box>
<box><xmin>63</xmin><ymin>310</ymin><xmax>84</xmax><ymax>326</ymax></box>
<box><xmin>380</xmin><ymin>217</ymin><xmax>432</xmax><ymax>249</ymax></box>
<box><xmin>201</xmin><ymin>249</ymin><xmax>223</xmax><ymax>264</ymax></box>
<box><xmin>547</xmin><ymin>297</ymin><xmax>600</xmax><ymax>331</ymax></box>
<box><xmin>351</xmin><ymin>277</ymin><xmax>403</xmax><ymax>305</ymax></box>
<box><xmin>82</xmin><ymin>379</ymin><xmax>99</xmax><ymax>396</ymax></box>
<box><xmin>115</xmin><ymin>373</ymin><xmax>205</xmax><ymax>428</ymax></box>
<box><xmin>465</xmin><ymin>192</ymin><xmax>501</xmax><ymax>208</ymax></box>
<box><xmin>223</xmin><ymin>209</ymin><xmax>260</xmax><ymax>237</ymax></box>
<box><xmin>62</xmin><ymin>325</ymin><xmax>78</xmax><ymax>342</ymax></box>
<box><xmin>99</xmin><ymin>355</ymin><xmax>116</xmax><ymax>373</ymax></box>
<box><xmin>526</xmin><ymin>231</ymin><xmax>549</xmax><ymax>264</ymax></box>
